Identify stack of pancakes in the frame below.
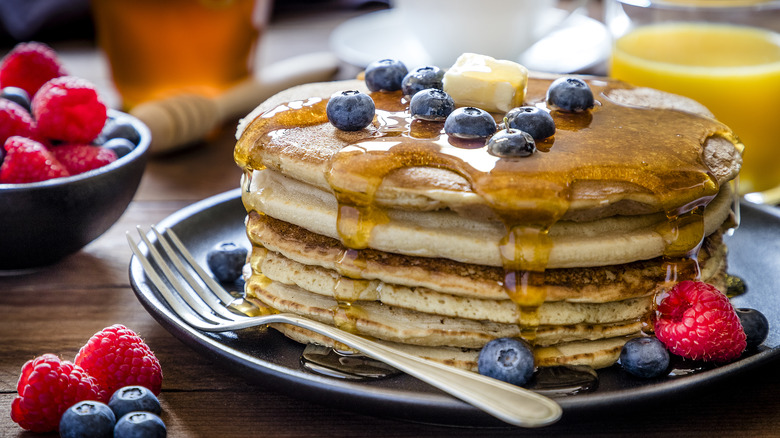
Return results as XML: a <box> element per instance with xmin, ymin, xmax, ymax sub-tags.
<box><xmin>233</xmin><ymin>76</ymin><xmax>742</xmax><ymax>371</ymax></box>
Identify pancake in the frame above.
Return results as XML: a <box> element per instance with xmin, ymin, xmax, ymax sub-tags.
<box><xmin>243</xmin><ymin>167</ymin><xmax>734</xmax><ymax>268</ymax></box>
<box><xmin>246</xmin><ymin>276</ymin><xmax>646</xmax><ymax>348</ymax></box>
<box><xmin>249</xmin><ymin>232</ymin><xmax>727</xmax><ymax>321</ymax></box>
<box><xmin>233</xmin><ymin>73</ymin><xmax>742</xmax><ymax>372</ymax></box>
<box><xmin>247</xmin><ymin>212</ymin><xmax>728</xmax><ymax>304</ymax></box>
<box><xmin>235</xmin><ymin>79</ymin><xmax>742</xmax><ymax>220</ymax></box>
<box><xmin>265</xmin><ymin>320</ymin><xmax>631</xmax><ymax>371</ymax></box>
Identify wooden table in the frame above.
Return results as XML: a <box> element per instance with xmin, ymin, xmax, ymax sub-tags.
<box><xmin>1</xmin><ymin>5</ymin><xmax>779</xmax><ymax>437</ymax></box>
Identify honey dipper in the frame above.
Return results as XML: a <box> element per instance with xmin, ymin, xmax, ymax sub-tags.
<box><xmin>130</xmin><ymin>52</ymin><xmax>340</xmax><ymax>154</ymax></box>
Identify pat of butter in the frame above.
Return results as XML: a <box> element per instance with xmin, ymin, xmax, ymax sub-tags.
<box><xmin>443</xmin><ymin>53</ymin><xmax>528</xmax><ymax>113</ymax></box>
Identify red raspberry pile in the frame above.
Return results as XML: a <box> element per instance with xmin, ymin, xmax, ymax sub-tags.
<box><xmin>10</xmin><ymin>325</ymin><xmax>162</xmax><ymax>433</ymax></box>
<box><xmin>75</xmin><ymin>324</ymin><xmax>164</xmax><ymax>396</ymax></box>
<box><xmin>0</xmin><ymin>42</ymin><xmax>116</xmax><ymax>184</ymax></box>
<box><xmin>655</xmin><ymin>280</ymin><xmax>747</xmax><ymax>362</ymax></box>
<box><xmin>10</xmin><ymin>354</ymin><xmax>107</xmax><ymax>433</ymax></box>
<box><xmin>0</xmin><ymin>42</ymin><xmax>65</xmax><ymax>98</ymax></box>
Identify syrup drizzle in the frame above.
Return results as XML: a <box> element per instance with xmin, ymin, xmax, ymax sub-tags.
<box><xmin>235</xmin><ymin>77</ymin><xmax>740</xmax><ymax>346</ymax></box>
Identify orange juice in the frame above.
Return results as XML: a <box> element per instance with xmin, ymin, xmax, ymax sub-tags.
<box><xmin>91</xmin><ymin>0</ymin><xmax>269</xmax><ymax>109</ymax></box>
<box><xmin>610</xmin><ymin>23</ymin><xmax>780</xmax><ymax>193</ymax></box>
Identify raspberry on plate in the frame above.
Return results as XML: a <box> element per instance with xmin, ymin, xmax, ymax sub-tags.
<box><xmin>654</xmin><ymin>280</ymin><xmax>747</xmax><ymax>362</ymax></box>
<box><xmin>0</xmin><ymin>41</ymin><xmax>66</xmax><ymax>98</ymax></box>
<box><xmin>0</xmin><ymin>99</ymin><xmax>36</xmax><ymax>146</ymax></box>
<box><xmin>10</xmin><ymin>353</ymin><xmax>107</xmax><ymax>433</ymax></box>
<box><xmin>52</xmin><ymin>144</ymin><xmax>118</xmax><ymax>175</ymax></box>
<box><xmin>75</xmin><ymin>324</ymin><xmax>163</xmax><ymax>396</ymax></box>
<box><xmin>32</xmin><ymin>76</ymin><xmax>107</xmax><ymax>144</ymax></box>
<box><xmin>0</xmin><ymin>136</ymin><xmax>70</xmax><ymax>183</ymax></box>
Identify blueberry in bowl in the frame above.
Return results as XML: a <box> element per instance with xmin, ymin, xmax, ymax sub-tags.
<box><xmin>0</xmin><ymin>109</ymin><xmax>150</xmax><ymax>270</ymax></box>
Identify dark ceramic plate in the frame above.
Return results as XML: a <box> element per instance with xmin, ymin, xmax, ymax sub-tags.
<box><xmin>129</xmin><ymin>189</ymin><xmax>780</xmax><ymax>427</ymax></box>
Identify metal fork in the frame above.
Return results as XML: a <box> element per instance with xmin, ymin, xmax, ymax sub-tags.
<box><xmin>127</xmin><ymin>226</ymin><xmax>562</xmax><ymax>428</ymax></box>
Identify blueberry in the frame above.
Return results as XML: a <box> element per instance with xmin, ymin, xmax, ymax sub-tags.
<box><xmin>103</xmin><ymin>137</ymin><xmax>136</xmax><ymax>159</ymax></box>
<box><xmin>59</xmin><ymin>401</ymin><xmax>116</xmax><ymax>438</ymax></box>
<box><xmin>736</xmin><ymin>308</ymin><xmax>769</xmax><ymax>349</ymax></box>
<box><xmin>1</xmin><ymin>86</ymin><xmax>31</xmax><ymax>112</ymax></box>
<box><xmin>114</xmin><ymin>412</ymin><xmax>167</xmax><ymax>438</ymax></box>
<box><xmin>103</xmin><ymin>121</ymin><xmax>142</xmax><ymax>145</ymax></box>
<box><xmin>206</xmin><ymin>241</ymin><xmax>248</xmax><ymax>283</ymax></box>
<box><xmin>505</xmin><ymin>106</ymin><xmax>556</xmax><ymax>139</ymax></box>
<box><xmin>546</xmin><ymin>77</ymin><xmax>594</xmax><ymax>112</ymax></box>
<box><xmin>326</xmin><ymin>90</ymin><xmax>375</xmax><ymax>131</ymax></box>
<box><xmin>477</xmin><ymin>338</ymin><xmax>535</xmax><ymax>386</ymax></box>
<box><xmin>109</xmin><ymin>385</ymin><xmax>162</xmax><ymax>420</ymax></box>
<box><xmin>364</xmin><ymin>59</ymin><xmax>408</xmax><ymax>92</ymax></box>
<box><xmin>401</xmin><ymin>65</ymin><xmax>444</xmax><ymax>97</ymax></box>
<box><xmin>487</xmin><ymin>128</ymin><xmax>536</xmax><ymax>158</ymax></box>
<box><xmin>409</xmin><ymin>88</ymin><xmax>455</xmax><ymax>121</ymax></box>
<box><xmin>444</xmin><ymin>107</ymin><xmax>497</xmax><ymax>139</ymax></box>
<box><xmin>619</xmin><ymin>337</ymin><xmax>670</xmax><ymax>378</ymax></box>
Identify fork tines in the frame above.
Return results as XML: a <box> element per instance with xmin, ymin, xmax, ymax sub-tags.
<box><xmin>127</xmin><ymin>226</ymin><xmax>244</xmax><ymax>330</ymax></box>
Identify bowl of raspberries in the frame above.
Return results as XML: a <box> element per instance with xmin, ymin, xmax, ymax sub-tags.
<box><xmin>0</xmin><ymin>42</ymin><xmax>150</xmax><ymax>270</ymax></box>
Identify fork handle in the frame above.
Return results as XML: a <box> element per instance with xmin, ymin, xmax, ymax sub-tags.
<box><xmin>265</xmin><ymin>313</ymin><xmax>562</xmax><ymax>427</ymax></box>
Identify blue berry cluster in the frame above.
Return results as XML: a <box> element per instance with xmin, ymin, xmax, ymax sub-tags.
<box><xmin>505</xmin><ymin>106</ymin><xmax>556</xmax><ymax>140</ymax></box>
<box><xmin>327</xmin><ymin>58</ymin><xmax>599</xmax><ymax>163</ymax></box>
<box><xmin>487</xmin><ymin>129</ymin><xmax>536</xmax><ymax>158</ymax></box>
<box><xmin>444</xmin><ymin>107</ymin><xmax>496</xmax><ymax>139</ymax></box>
<box><xmin>736</xmin><ymin>308</ymin><xmax>769</xmax><ymax>349</ymax></box>
<box><xmin>59</xmin><ymin>385</ymin><xmax>166</xmax><ymax>438</ymax></box>
<box><xmin>94</xmin><ymin>118</ymin><xmax>143</xmax><ymax>159</ymax></box>
<box><xmin>0</xmin><ymin>87</ymin><xmax>141</xmax><ymax>165</ymax></box>
<box><xmin>1</xmin><ymin>86</ymin><xmax>31</xmax><ymax>111</ymax></box>
<box><xmin>546</xmin><ymin>77</ymin><xmax>594</xmax><ymax>112</ymax></box>
<box><xmin>364</xmin><ymin>59</ymin><xmax>408</xmax><ymax>92</ymax></box>
<box><xmin>402</xmin><ymin>66</ymin><xmax>444</xmax><ymax>97</ymax></box>
<box><xmin>410</xmin><ymin>88</ymin><xmax>455</xmax><ymax>121</ymax></box>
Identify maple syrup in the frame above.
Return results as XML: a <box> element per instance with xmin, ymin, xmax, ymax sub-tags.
<box><xmin>528</xmin><ymin>365</ymin><xmax>599</xmax><ymax>396</ymax></box>
<box><xmin>725</xmin><ymin>274</ymin><xmax>748</xmax><ymax>298</ymax></box>
<box><xmin>300</xmin><ymin>344</ymin><xmax>400</xmax><ymax>380</ymax></box>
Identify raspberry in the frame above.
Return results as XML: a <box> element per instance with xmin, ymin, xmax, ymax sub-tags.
<box><xmin>32</xmin><ymin>76</ymin><xmax>107</xmax><ymax>143</ymax></box>
<box><xmin>0</xmin><ymin>99</ymin><xmax>36</xmax><ymax>146</ymax></box>
<box><xmin>0</xmin><ymin>136</ymin><xmax>70</xmax><ymax>183</ymax></box>
<box><xmin>10</xmin><ymin>354</ymin><xmax>107</xmax><ymax>433</ymax></box>
<box><xmin>52</xmin><ymin>144</ymin><xmax>118</xmax><ymax>175</ymax></box>
<box><xmin>655</xmin><ymin>280</ymin><xmax>747</xmax><ymax>362</ymax></box>
<box><xmin>0</xmin><ymin>42</ymin><xmax>66</xmax><ymax>97</ymax></box>
<box><xmin>75</xmin><ymin>325</ymin><xmax>163</xmax><ymax>396</ymax></box>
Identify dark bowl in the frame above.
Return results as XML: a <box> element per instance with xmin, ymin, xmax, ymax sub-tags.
<box><xmin>0</xmin><ymin>110</ymin><xmax>150</xmax><ymax>271</ymax></box>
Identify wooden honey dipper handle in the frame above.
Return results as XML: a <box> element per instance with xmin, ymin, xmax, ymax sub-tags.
<box><xmin>130</xmin><ymin>52</ymin><xmax>341</xmax><ymax>154</ymax></box>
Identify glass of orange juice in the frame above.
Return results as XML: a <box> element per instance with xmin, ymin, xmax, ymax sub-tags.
<box><xmin>91</xmin><ymin>0</ymin><xmax>272</xmax><ymax>110</ymax></box>
<box><xmin>605</xmin><ymin>0</ymin><xmax>780</xmax><ymax>201</ymax></box>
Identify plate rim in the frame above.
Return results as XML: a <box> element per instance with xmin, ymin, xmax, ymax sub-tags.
<box><xmin>129</xmin><ymin>189</ymin><xmax>780</xmax><ymax>426</ymax></box>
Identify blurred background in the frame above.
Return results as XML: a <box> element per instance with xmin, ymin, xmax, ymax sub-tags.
<box><xmin>0</xmin><ymin>0</ymin><xmax>391</xmax><ymax>46</ymax></box>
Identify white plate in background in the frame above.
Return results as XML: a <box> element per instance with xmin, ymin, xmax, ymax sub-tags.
<box><xmin>330</xmin><ymin>8</ymin><xmax>611</xmax><ymax>74</ymax></box>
